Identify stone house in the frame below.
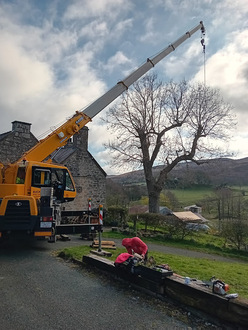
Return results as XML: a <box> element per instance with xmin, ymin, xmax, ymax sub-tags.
<box><xmin>0</xmin><ymin>121</ymin><xmax>106</xmax><ymax>211</ymax></box>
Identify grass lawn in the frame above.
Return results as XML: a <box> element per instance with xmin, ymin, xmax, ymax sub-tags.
<box><xmin>103</xmin><ymin>230</ymin><xmax>248</xmax><ymax>261</ymax></box>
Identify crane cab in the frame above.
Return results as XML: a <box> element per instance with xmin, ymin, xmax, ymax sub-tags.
<box><xmin>0</xmin><ymin>161</ymin><xmax>76</xmax><ymax>239</ymax></box>
<box><xmin>30</xmin><ymin>163</ymin><xmax>76</xmax><ymax>202</ymax></box>
<box><xmin>0</xmin><ymin>161</ymin><xmax>76</xmax><ymax>202</ymax></box>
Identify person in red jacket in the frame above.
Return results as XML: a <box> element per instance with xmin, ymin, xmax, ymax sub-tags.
<box><xmin>122</xmin><ymin>237</ymin><xmax>148</xmax><ymax>261</ymax></box>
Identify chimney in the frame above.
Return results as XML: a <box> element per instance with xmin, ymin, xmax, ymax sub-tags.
<box><xmin>73</xmin><ymin>126</ymin><xmax>89</xmax><ymax>151</ymax></box>
<box><xmin>12</xmin><ymin>121</ymin><xmax>31</xmax><ymax>134</ymax></box>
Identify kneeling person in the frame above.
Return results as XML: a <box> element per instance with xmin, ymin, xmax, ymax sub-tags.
<box><xmin>122</xmin><ymin>237</ymin><xmax>148</xmax><ymax>262</ymax></box>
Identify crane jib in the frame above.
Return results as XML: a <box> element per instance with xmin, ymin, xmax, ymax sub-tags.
<box><xmin>83</xmin><ymin>21</ymin><xmax>204</xmax><ymax>120</ymax></box>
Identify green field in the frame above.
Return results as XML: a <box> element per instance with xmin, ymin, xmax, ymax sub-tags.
<box><xmin>165</xmin><ymin>185</ymin><xmax>248</xmax><ymax>208</ymax></box>
<box><xmin>166</xmin><ymin>186</ymin><xmax>214</xmax><ymax>206</ymax></box>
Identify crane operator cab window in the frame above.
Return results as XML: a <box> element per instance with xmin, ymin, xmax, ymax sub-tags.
<box><xmin>33</xmin><ymin>168</ymin><xmax>51</xmax><ymax>186</ymax></box>
<box><xmin>32</xmin><ymin>167</ymin><xmax>75</xmax><ymax>202</ymax></box>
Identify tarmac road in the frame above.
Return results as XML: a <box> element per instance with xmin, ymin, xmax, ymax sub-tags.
<box><xmin>0</xmin><ymin>235</ymin><xmax>224</xmax><ymax>330</ymax></box>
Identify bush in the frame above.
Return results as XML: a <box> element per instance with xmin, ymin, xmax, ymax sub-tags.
<box><xmin>105</xmin><ymin>205</ymin><xmax>128</xmax><ymax>227</ymax></box>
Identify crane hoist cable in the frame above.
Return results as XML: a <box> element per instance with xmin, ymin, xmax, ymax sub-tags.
<box><xmin>200</xmin><ymin>26</ymin><xmax>207</xmax><ymax>117</ymax></box>
<box><xmin>200</xmin><ymin>26</ymin><xmax>206</xmax><ymax>85</ymax></box>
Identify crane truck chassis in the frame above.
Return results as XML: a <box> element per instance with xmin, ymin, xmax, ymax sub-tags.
<box><xmin>0</xmin><ymin>22</ymin><xmax>205</xmax><ymax>242</ymax></box>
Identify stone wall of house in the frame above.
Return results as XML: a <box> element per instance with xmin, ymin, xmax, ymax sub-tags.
<box><xmin>62</xmin><ymin>127</ymin><xmax>106</xmax><ymax>211</ymax></box>
<box><xmin>0</xmin><ymin>121</ymin><xmax>38</xmax><ymax>164</ymax></box>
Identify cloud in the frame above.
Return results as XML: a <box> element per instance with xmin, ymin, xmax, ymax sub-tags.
<box><xmin>194</xmin><ymin>29</ymin><xmax>248</xmax><ymax>136</ymax></box>
<box><xmin>139</xmin><ymin>17</ymin><xmax>157</xmax><ymax>43</ymax></box>
<box><xmin>64</xmin><ymin>0</ymin><xmax>133</xmax><ymax>20</ymax></box>
<box><xmin>0</xmin><ymin>28</ymin><xmax>55</xmax><ymax>131</ymax></box>
<box><xmin>161</xmin><ymin>38</ymin><xmax>205</xmax><ymax>80</ymax></box>
<box><xmin>229</xmin><ymin>132</ymin><xmax>248</xmax><ymax>159</ymax></box>
<box><xmin>102</xmin><ymin>51</ymin><xmax>132</xmax><ymax>74</ymax></box>
<box><xmin>0</xmin><ymin>35</ymin><xmax>53</xmax><ymax>99</ymax></box>
<box><xmin>79</xmin><ymin>20</ymin><xmax>109</xmax><ymax>40</ymax></box>
<box><xmin>0</xmin><ymin>1</ymin><xmax>109</xmax><ymax>136</ymax></box>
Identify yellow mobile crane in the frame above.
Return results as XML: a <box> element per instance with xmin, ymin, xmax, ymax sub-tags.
<box><xmin>0</xmin><ymin>22</ymin><xmax>205</xmax><ymax>241</ymax></box>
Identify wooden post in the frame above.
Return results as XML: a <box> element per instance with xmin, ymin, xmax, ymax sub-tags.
<box><xmin>88</xmin><ymin>198</ymin><xmax>91</xmax><ymax>224</ymax></box>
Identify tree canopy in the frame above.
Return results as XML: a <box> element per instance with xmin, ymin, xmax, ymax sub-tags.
<box><xmin>104</xmin><ymin>73</ymin><xmax>235</xmax><ymax>212</ymax></box>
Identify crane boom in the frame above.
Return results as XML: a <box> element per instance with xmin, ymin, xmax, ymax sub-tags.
<box><xmin>84</xmin><ymin>21</ymin><xmax>205</xmax><ymax>119</ymax></box>
<box><xmin>19</xmin><ymin>21</ymin><xmax>205</xmax><ymax>163</ymax></box>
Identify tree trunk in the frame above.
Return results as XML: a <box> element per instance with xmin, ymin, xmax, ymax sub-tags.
<box><xmin>148</xmin><ymin>189</ymin><xmax>161</xmax><ymax>213</ymax></box>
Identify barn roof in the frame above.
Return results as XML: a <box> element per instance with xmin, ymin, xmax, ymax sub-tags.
<box><xmin>172</xmin><ymin>211</ymin><xmax>203</xmax><ymax>222</ymax></box>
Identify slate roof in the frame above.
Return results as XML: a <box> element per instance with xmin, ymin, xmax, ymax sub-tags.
<box><xmin>51</xmin><ymin>145</ymin><xmax>106</xmax><ymax>177</ymax></box>
<box><xmin>0</xmin><ymin>131</ymin><xmax>11</xmax><ymax>141</ymax></box>
<box><xmin>52</xmin><ymin>146</ymin><xmax>77</xmax><ymax>163</ymax></box>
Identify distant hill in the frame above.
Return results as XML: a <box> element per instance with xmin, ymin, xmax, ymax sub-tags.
<box><xmin>108</xmin><ymin>157</ymin><xmax>248</xmax><ymax>187</ymax></box>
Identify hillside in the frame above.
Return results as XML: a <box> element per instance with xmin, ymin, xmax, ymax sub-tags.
<box><xmin>108</xmin><ymin>157</ymin><xmax>248</xmax><ymax>187</ymax></box>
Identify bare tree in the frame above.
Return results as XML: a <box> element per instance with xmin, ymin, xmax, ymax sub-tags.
<box><xmin>104</xmin><ymin>73</ymin><xmax>235</xmax><ymax>213</ymax></box>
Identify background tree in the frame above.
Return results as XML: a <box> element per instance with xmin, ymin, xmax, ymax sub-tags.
<box><xmin>163</xmin><ymin>190</ymin><xmax>179</xmax><ymax>210</ymax></box>
<box><xmin>104</xmin><ymin>73</ymin><xmax>235</xmax><ymax>213</ymax></box>
<box><xmin>213</xmin><ymin>186</ymin><xmax>248</xmax><ymax>230</ymax></box>
<box><xmin>221</xmin><ymin>219</ymin><xmax>248</xmax><ymax>250</ymax></box>
<box><xmin>106</xmin><ymin>178</ymin><xmax>128</xmax><ymax>207</ymax></box>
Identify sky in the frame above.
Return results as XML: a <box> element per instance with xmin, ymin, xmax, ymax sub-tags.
<box><xmin>0</xmin><ymin>0</ymin><xmax>248</xmax><ymax>175</ymax></box>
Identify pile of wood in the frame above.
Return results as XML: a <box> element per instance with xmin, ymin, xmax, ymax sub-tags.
<box><xmin>90</xmin><ymin>240</ymin><xmax>116</xmax><ymax>249</ymax></box>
